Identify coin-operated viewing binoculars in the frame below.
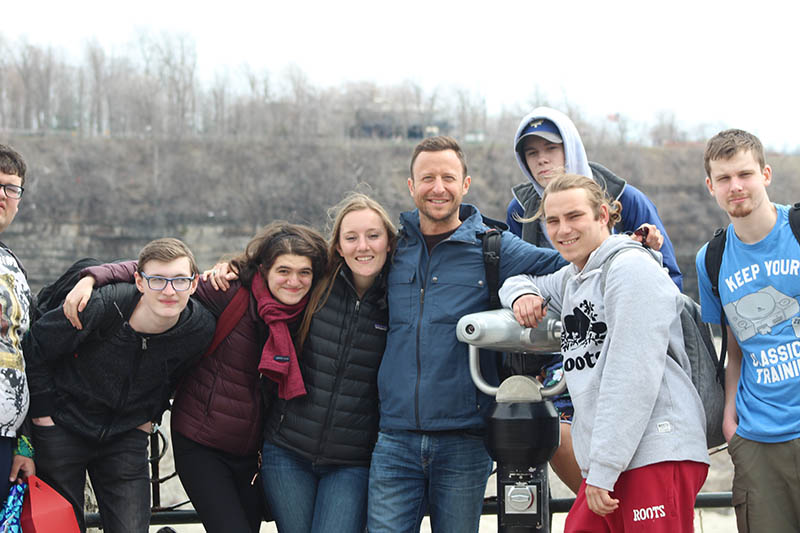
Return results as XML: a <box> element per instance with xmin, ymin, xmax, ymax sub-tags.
<box><xmin>456</xmin><ymin>308</ymin><xmax>564</xmax><ymax>533</ymax></box>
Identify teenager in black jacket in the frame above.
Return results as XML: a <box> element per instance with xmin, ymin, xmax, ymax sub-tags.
<box><xmin>24</xmin><ymin>238</ymin><xmax>215</xmax><ymax>533</ymax></box>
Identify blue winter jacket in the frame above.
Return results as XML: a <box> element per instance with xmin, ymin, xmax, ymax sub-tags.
<box><xmin>378</xmin><ymin>204</ymin><xmax>566</xmax><ymax>431</ymax></box>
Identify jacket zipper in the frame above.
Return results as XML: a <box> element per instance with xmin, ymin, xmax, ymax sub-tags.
<box><xmin>415</xmin><ymin>240</ymin><xmax>443</xmax><ymax>430</ymax></box>
<box><xmin>317</xmin><ymin>292</ymin><xmax>360</xmax><ymax>458</ymax></box>
<box><xmin>98</xmin><ymin>333</ymin><xmax>149</xmax><ymax>441</ymax></box>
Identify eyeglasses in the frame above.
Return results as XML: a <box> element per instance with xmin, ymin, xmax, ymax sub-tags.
<box><xmin>0</xmin><ymin>184</ymin><xmax>24</xmax><ymax>199</ymax></box>
<box><xmin>140</xmin><ymin>273</ymin><xmax>195</xmax><ymax>291</ymax></box>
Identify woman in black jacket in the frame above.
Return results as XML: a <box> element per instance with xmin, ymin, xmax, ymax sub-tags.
<box><xmin>258</xmin><ymin>193</ymin><xmax>396</xmax><ymax>533</ymax></box>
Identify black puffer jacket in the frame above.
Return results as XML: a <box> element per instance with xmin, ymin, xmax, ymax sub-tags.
<box><xmin>24</xmin><ymin>283</ymin><xmax>215</xmax><ymax>442</ymax></box>
<box><xmin>264</xmin><ymin>266</ymin><xmax>387</xmax><ymax>466</ymax></box>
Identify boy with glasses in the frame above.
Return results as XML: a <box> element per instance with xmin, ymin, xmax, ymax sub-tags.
<box><xmin>0</xmin><ymin>144</ymin><xmax>35</xmax><ymax>501</ymax></box>
<box><xmin>23</xmin><ymin>238</ymin><xmax>215</xmax><ymax>533</ymax></box>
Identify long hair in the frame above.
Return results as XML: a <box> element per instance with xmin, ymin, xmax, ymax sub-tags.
<box><xmin>229</xmin><ymin>221</ymin><xmax>327</xmax><ymax>290</ymax></box>
<box><xmin>536</xmin><ymin>174</ymin><xmax>622</xmax><ymax>231</ymax></box>
<box><xmin>295</xmin><ymin>193</ymin><xmax>396</xmax><ymax>350</ymax></box>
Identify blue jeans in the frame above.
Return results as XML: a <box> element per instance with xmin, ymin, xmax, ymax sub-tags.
<box><xmin>32</xmin><ymin>424</ymin><xmax>151</xmax><ymax>533</ymax></box>
<box><xmin>367</xmin><ymin>430</ymin><xmax>493</xmax><ymax>533</ymax></box>
<box><xmin>260</xmin><ymin>440</ymin><xmax>369</xmax><ymax>533</ymax></box>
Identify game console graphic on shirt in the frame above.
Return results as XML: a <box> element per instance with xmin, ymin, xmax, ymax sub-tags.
<box><xmin>724</xmin><ymin>286</ymin><xmax>800</xmax><ymax>341</ymax></box>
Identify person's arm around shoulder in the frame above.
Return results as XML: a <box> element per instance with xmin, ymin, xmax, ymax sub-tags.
<box><xmin>25</xmin><ymin>293</ymin><xmax>109</xmax><ymax>425</ymax></box>
<box><xmin>619</xmin><ymin>185</ymin><xmax>682</xmax><ymax>290</ymax></box>
<box><xmin>63</xmin><ymin>260</ymin><xmax>138</xmax><ymax>329</ymax></box>
<box><xmin>506</xmin><ymin>198</ymin><xmax>524</xmax><ymax>238</ymax></box>
<box><xmin>498</xmin><ymin>230</ymin><xmax>567</xmax><ymax>280</ymax></box>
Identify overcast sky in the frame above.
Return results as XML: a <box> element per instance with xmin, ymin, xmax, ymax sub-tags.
<box><xmin>5</xmin><ymin>0</ymin><xmax>800</xmax><ymax>151</ymax></box>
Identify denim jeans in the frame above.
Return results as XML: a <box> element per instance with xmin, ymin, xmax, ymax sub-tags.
<box><xmin>367</xmin><ymin>430</ymin><xmax>493</xmax><ymax>533</ymax></box>
<box><xmin>260</xmin><ymin>440</ymin><xmax>369</xmax><ymax>533</ymax></box>
<box><xmin>32</xmin><ymin>424</ymin><xmax>151</xmax><ymax>533</ymax></box>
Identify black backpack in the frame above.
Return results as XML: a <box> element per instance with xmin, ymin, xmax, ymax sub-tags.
<box><xmin>32</xmin><ymin>258</ymin><xmax>137</xmax><ymax>340</ymax></box>
<box><xmin>599</xmin><ymin>247</ymin><xmax>725</xmax><ymax>448</ymax></box>
<box><xmin>703</xmin><ymin>203</ymin><xmax>800</xmax><ymax>383</ymax></box>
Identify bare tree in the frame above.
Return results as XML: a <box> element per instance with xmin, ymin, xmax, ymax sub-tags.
<box><xmin>650</xmin><ymin>111</ymin><xmax>686</xmax><ymax>147</ymax></box>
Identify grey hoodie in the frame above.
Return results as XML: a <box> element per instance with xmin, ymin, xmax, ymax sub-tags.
<box><xmin>513</xmin><ymin>107</ymin><xmax>623</xmax><ymax>246</ymax></box>
<box><xmin>499</xmin><ymin>235</ymin><xmax>709</xmax><ymax>491</ymax></box>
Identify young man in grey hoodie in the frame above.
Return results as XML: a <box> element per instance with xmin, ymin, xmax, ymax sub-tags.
<box><xmin>505</xmin><ymin>107</ymin><xmax>683</xmax><ymax>493</ymax></box>
<box><xmin>499</xmin><ymin>174</ymin><xmax>708</xmax><ymax>532</ymax></box>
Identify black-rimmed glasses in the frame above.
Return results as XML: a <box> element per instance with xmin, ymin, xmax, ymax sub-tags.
<box><xmin>0</xmin><ymin>184</ymin><xmax>24</xmax><ymax>199</ymax></box>
<box><xmin>140</xmin><ymin>273</ymin><xmax>195</xmax><ymax>291</ymax></box>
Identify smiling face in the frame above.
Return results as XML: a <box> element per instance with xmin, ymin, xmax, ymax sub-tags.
<box><xmin>0</xmin><ymin>172</ymin><xmax>22</xmax><ymax>233</ymax></box>
<box><xmin>134</xmin><ymin>257</ymin><xmax>198</xmax><ymax>325</ymax></box>
<box><xmin>408</xmin><ymin>149</ymin><xmax>471</xmax><ymax>234</ymax></box>
<box><xmin>521</xmin><ymin>136</ymin><xmax>566</xmax><ymax>188</ymax></box>
<box><xmin>336</xmin><ymin>208</ymin><xmax>391</xmax><ymax>293</ymax></box>
<box><xmin>544</xmin><ymin>188</ymin><xmax>610</xmax><ymax>270</ymax></box>
<box><xmin>706</xmin><ymin>149</ymin><xmax>772</xmax><ymax>220</ymax></box>
<box><xmin>266</xmin><ymin>253</ymin><xmax>313</xmax><ymax>305</ymax></box>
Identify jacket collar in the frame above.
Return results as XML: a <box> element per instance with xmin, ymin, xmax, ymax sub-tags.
<box><xmin>399</xmin><ymin>204</ymin><xmax>485</xmax><ymax>245</ymax></box>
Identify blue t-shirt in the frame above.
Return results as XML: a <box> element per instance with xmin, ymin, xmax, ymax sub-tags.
<box><xmin>696</xmin><ymin>204</ymin><xmax>800</xmax><ymax>443</ymax></box>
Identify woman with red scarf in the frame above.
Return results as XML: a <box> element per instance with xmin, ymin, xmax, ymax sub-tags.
<box><xmin>255</xmin><ymin>193</ymin><xmax>395</xmax><ymax>533</ymax></box>
<box><xmin>62</xmin><ymin>222</ymin><xmax>328</xmax><ymax>533</ymax></box>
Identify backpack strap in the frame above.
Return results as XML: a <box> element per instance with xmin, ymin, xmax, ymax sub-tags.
<box><xmin>789</xmin><ymin>202</ymin><xmax>800</xmax><ymax>241</ymax></box>
<box><xmin>202</xmin><ymin>286</ymin><xmax>250</xmax><ymax>357</ymax></box>
<box><xmin>704</xmin><ymin>227</ymin><xmax>728</xmax><ymax>383</ymax></box>
<box><xmin>481</xmin><ymin>228</ymin><xmax>502</xmax><ymax>309</ymax></box>
<box><xmin>704</xmin><ymin>203</ymin><xmax>800</xmax><ymax>384</ymax></box>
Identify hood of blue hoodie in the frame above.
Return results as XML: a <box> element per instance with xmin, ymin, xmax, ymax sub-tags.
<box><xmin>514</xmin><ymin>107</ymin><xmax>593</xmax><ymax>196</ymax></box>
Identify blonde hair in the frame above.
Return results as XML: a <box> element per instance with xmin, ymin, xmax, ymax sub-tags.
<box><xmin>296</xmin><ymin>193</ymin><xmax>396</xmax><ymax>350</ymax></box>
<box><xmin>534</xmin><ymin>174</ymin><xmax>622</xmax><ymax>231</ymax></box>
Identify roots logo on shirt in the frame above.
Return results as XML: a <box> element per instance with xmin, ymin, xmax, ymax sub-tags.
<box><xmin>561</xmin><ymin>299</ymin><xmax>607</xmax><ymax>352</ymax></box>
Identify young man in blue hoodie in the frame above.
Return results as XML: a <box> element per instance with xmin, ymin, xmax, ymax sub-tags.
<box><xmin>500</xmin><ymin>174</ymin><xmax>708</xmax><ymax>532</ymax></box>
<box><xmin>506</xmin><ymin>107</ymin><xmax>682</xmax><ymax>493</ymax></box>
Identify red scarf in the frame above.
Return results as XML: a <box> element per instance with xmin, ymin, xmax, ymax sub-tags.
<box><xmin>251</xmin><ymin>271</ymin><xmax>308</xmax><ymax>400</ymax></box>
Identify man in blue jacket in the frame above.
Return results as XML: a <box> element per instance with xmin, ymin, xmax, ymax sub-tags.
<box><xmin>367</xmin><ymin>136</ymin><xmax>567</xmax><ymax>532</ymax></box>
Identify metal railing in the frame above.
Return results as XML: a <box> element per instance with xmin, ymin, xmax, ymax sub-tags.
<box><xmin>82</xmin><ymin>425</ymin><xmax>733</xmax><ymax>529</ymax></box>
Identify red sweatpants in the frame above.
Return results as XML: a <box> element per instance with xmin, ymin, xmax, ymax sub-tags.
<box><xmin>565</xmin><ymin>461</ymin><xmax>708</xmax><ymax>533</ymax></box>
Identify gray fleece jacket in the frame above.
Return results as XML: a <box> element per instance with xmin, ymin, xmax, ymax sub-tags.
<box><xmin>499</xmin><ymin>235</ymin><xmax>709</xmax><ymax>491</ymax></box>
